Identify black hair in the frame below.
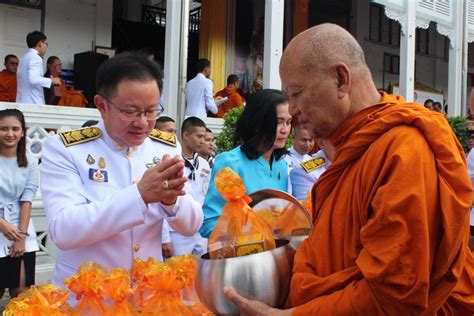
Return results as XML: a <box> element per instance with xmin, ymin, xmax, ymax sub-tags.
<box><xmin>156</xmin><ymin>116</ymin><xmax>175</xmax><ymax>124</ymax></box>
<box><xmin>81</xmin><ymin>120</ymin><xmax>99</xmax><ymax>127</ymax></box>
<box><xmin>181</xmin><ymin>116</ymin><xmax>206</xmax><ymax>137</ymax></box>
<box><xmin>26</xmin><ymin>31</ymin><xmax>47</xmax><ymax>48</ymax></box>
<box><xmin>0</xmin><ymin>109</ymin><xmax>28</xmax><ymax>167</ymax></box>
<box><xmin>155</xmin><ymin>116</ymin><xmax>175</xmax><ymax>130</ymax></box>
<box><xmin>235</xmin><ymin>89</ymin><xmax>289</xmax><ymax>160</ymax></box>
<box><xmin>206</xmin><ymin>127</ymin><xmax>213</xmax><ymax>133</ymax></box>
<box><xmin>195</xmin><ymin>58</ymin><xmax>211</xmax><ymax>73</ymax></box>
<box><xmin>424</xmin><ymin>99</ymin><xmax>434</xmax><ymax>106</ymax></box>
<box><xmin>4</xmin><ymin>54</ymin><xmax>18</xmax><ymax>64</ymax></box>
<box><xmin>227</xmin><ymin>74</ymin><xmax>240</xmax><ymax>85</ymax></box>
<box><xmin>96</xmin><ymin>51</ymin><xmax>163</xmax><ymax>99</ymax></box>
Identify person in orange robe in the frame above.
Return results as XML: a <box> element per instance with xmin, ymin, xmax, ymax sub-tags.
<box><xmin>44</xmin><ymin>56</ymin><xmax>87</xmax><ymax>107</ymax></box>
<box><xmin>213</xmin><ymin>74</ymin><xmax>245</xmax><ymax>118</ymax></box>
<box><xmin>224</xmin><ymin>23</ymin><xmax>474</xmax><ymax>315</ymax></box>
<box><xmin>0</xmin><ymin>54</ymin><xmax>19</xmax><ymax>102</ymax></box>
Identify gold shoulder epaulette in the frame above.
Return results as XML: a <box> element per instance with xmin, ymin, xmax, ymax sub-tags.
<box><xmin>149</xmin><ymin>129</ymin><xmax>177</xmax><ymax>147</ymax></box>
<box><xmin>300</xmin><ymin>157</ymin><xmax>326</xmax><ymax>173</ymax></box>
<box><xmin>59</xmin><ymin>127</ymin><xmax>102</xmax><ymax>147</ymax></box>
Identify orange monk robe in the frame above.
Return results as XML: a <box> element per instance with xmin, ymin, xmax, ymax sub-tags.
<box><xmin>0</xmin><ymin>69</ymin><xmax>17</xmax><ymax>102</ymax></box>
<box><xmin>214</xmin><ymin>87</ymin><xmax>245</xmax><ymax>118</ymax></box>
<box><xmin>287</xmin><ymin>93</ymin><xmax>474</xmax><ymax>315</ymax></box>
<box><xmin>57</xmin><ymin>79</ymin><xmax>87</xmax><ymax>107</ymax></box>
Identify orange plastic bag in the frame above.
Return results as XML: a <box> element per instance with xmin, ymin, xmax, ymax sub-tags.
<box><xmin>256</xmin><ymin>201</ymin><xmax>312</xmax><ymax>239</ymax></box>
<box><xmin>64</xmin><ymin>261</ymin><xmax>107</xmax><ymax>316</ymax></box>
<box><xmin>102</xmin><ymin>268</ymin><xmax>137</xmax><ymax>316</ymax></box>
<box><xmin>4</xmin><ymin>284</ymin><xmax>72</xmax><ymax>316</ymax></box>
<box><xmin>132</xmin><ymin>257</ymin><xmax>192</xmax><ymax>315</ymax></box>
<box><xmin>208</xmin><ymin>167</ymin><xmax>276</xmax><ymax>259</ymax></box>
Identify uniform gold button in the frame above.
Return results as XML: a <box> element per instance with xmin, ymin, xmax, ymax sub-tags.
<box><xmin>134</xmin><ymin>243</ymin><xmax>140</xmax><ymax>252</ymax></box>
<box><xmin>132</xmin><ymin>179</ymin><xmax>138</xmax><ymax>184</ymax></box>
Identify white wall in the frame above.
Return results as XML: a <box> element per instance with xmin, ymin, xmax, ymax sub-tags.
<box><xmin>0</xmin><ymin>0</ymin><xmax>113</xmax><ymax>71</ymax></box>
<box><xmin>0</xmin><ymin>4</ymin><xmax>41</xmax><ymax>59</ymax></box>
<box><xmin>354</xmin><ymin>0</ymin><xmax>449</xmax><ymax>99</ymax></box>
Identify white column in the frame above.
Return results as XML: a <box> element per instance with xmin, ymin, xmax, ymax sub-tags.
<box><xmin>263</xmin><ymin>0</ymin><xmax>284</xmax><ymax>89</ymax></box>
<box><xmin>95</xmin><ymin>0</ymin><xmax>113</xmax><ymax>47</ymax></box>
<box><xmin>177</xmin><ymin>0</ymin><xmax>189</xmax><ymax>130</ymax></box>
<box><xmin>163</xmin><ymin>0</ymin><xmax>187</xmax><ymax>122</ymax></box>
<box><xmin>399</xmin><ymin>0</ymin><xmax>416</xmax><ymax>102</ymax></box>
<box><xmin>447</xmin><ymin>0</ymin><xmax>464</xmax><ymax>117</ymax></box>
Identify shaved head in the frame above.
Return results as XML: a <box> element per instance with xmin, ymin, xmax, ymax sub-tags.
<box><xmin>280</xmin><ymin>23</ymin><xmax>380</xmax><ymax>139</ymax></box>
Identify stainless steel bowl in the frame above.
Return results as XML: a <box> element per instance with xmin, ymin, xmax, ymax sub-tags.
<box><xmin>249</xmin><ymin>189</ymin><xmax>313</xmax><ymax>248</ymax></box>
<box><xmin>195</xmin><ymin>239</ymin><xmax>296</xmax><ymax>315</ymax></box>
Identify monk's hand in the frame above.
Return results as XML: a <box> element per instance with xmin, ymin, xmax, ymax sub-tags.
<box><xmin>223</xmin><ymin>286</ymin><xmax>292</xmax><ymax>316</ymax></box>
<box><xmin>137</xmin><ymin>155</ymin><xmax>187</xmax><ymax>205</ymax></box>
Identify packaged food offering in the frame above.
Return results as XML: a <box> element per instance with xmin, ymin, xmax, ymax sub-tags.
<box><xmin>208</xmin><ymin>167</ymin><xmax>276</xmax><ymax>259</ymax></box>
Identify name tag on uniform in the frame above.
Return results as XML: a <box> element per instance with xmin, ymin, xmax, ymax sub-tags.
<box><xmin>300</xmin><ymin>157</ymin><xmax>326</xmax><ymax>173</ymax></box>
<box><xmin>89</xmin><ymin>168</ymin><xmax>108</xmax><ymax>182</ymax></box>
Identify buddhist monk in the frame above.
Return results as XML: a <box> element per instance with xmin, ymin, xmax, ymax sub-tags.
<box><xmin>214</xmin><ymin>74</ymin><xmax>245</xmax><ymax>118</ymax></box>
<box><xmin>224</xmin><ymin>23</ymin><xmax>474</xmax><ymax>315</ymax></box>
<box><xmin>44</xmin><ymin>56</ymin><xmax>87</xmax><ymax>107</ymax></box>
<box><xmin>0</xmin><ymin>54</ymin><xmax>19</xmax><ymax>102</ymax></box>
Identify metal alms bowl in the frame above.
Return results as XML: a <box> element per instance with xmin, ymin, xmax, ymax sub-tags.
<box><xmin>195</xmin><ymin>239</ymin><xmax>296</xmax><ymax>315</ymax></box>
<box><xmin>249</xmin><ymin>189</ymin><xmax>313</xmax><ymax>249</ymax></box>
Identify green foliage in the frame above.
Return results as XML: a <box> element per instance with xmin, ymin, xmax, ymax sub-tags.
<box><xmin>215</xmin><ymin>107</ymin><xmax>244</xmax><ymax>153</ymax></box>
<box><xmin>447</xmin><ymin>116</ymin><xmax>469</xmax><ymax>153</ymax></box>
<box><xmin>285</xmin><ymin>135</ymin><xmax>293</xmax><ymax>149</ymax></box>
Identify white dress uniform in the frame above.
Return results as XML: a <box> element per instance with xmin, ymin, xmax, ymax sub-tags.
<box><xmin>40</xmin><ymin>121</ymin><xmax>203</xmax><ymax>287</ymax></box>
<box><xmin>16</xmin><ymin>48</ymin><xmax>52</xmax><ymax>104</ymax></box>
<box><xmin>168</xmin><ymin>153</ymin><xmax>210</xmax><ymax>256</ymax></box>
<box><xmin>290</xmin><ymin>150</ymin><xmax>331</xmax><ymax>201</ymax></box>
<box><xmin>185</xmin><ymin>73</ymin><xmax>218</xmax><ymax>118</ymax></box>
<box><xmin>284</xmin><ymin>146</ymin><xmax>313</xmax><ymax>173</ymax></box>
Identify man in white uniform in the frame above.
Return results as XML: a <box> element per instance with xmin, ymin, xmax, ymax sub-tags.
<box><xmin>185</xmin><ymin>58</ymin><xmax>218</xmax><ymax>118</ymax></box>
<box><xmin>167</xmin><ymin>116</ymin><xmax>210</xmax><ymax>256</ymax></box>
<box><xmin>285</xmin><ymin>125</ymin><xmax>315</xmax><ymax>172</ymax></box>
<box><xmin>40</xmin><ymin>52</ymin><xmax>202</xmax><ymax>286</ymax></box>
<box><xmin>16</xmin><ymin>31</ymin><xmax>60</xmax><ymax>104</ymax></box>
<box><xmin>290</xmin><ymin>139</ymin><xmax>335</xmax><ymax>201</ymax></box>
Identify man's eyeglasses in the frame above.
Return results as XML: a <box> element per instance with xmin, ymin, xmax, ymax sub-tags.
<box><xmin>101</xmin><ymin>96</ymin><xmax>164</xmax><ymax>121</ymax></box>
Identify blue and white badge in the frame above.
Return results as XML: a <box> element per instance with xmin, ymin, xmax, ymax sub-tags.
<box><xmin>89</xmin><ymin>168</ymin><xmax>108</xmax><ymax>182</ymax></box>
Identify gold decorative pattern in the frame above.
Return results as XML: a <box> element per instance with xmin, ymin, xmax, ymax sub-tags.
<box><xmin>300</xmin><ymin>157</ymin><xmax>326</xmax><ymax>173</ymax></box>
<box><xmin>148</xmin><ymin>129</ymin><xmax>177</xmax><ymax>147</ymax></box>
<box><xmin>59</xmin><ymin>127</ymin><xmax>102</xmax><ymax>147</ymax></box>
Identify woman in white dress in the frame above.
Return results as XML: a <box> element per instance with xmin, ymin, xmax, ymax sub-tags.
<box><xmin>0</xmin><ymin>109</ymin><xmax>39</xmax><ymax>299</ymax></box>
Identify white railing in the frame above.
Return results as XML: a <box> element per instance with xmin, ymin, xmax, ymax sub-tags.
<box><xmin>0</xmin><ymin>102</ymin><xmax>224</xmax><ymax>284</ymax></box>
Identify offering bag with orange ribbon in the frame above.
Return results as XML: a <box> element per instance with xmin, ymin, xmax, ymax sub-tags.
<box><xmin>208</xmin><ymin>167</ymin><xmax>276</xmax><ymax>259</ymax></box>
<box><xmin>131</xmin><ymin>256</ymin><xmax>193</xmax><ymax>315</ymax></box>
<box><xmin>102</xmin><ymin>268</ymin><xmax>137</xmax><ymax>316</ymax></box>
<box><xmin>64</xmin><ymin>261</ymin><xmax>107</xmax><ymax>316</ymax></box>
<box><xmin>3</xmin><ymin>284</ymin><xmax>72</xmax><ymax>316</ymax></box>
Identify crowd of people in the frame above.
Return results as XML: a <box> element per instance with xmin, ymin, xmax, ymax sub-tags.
<box><xmin>0</xmin><ymin>24</ymin><xmax>473</xmax><ymax>315</ymax></box>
